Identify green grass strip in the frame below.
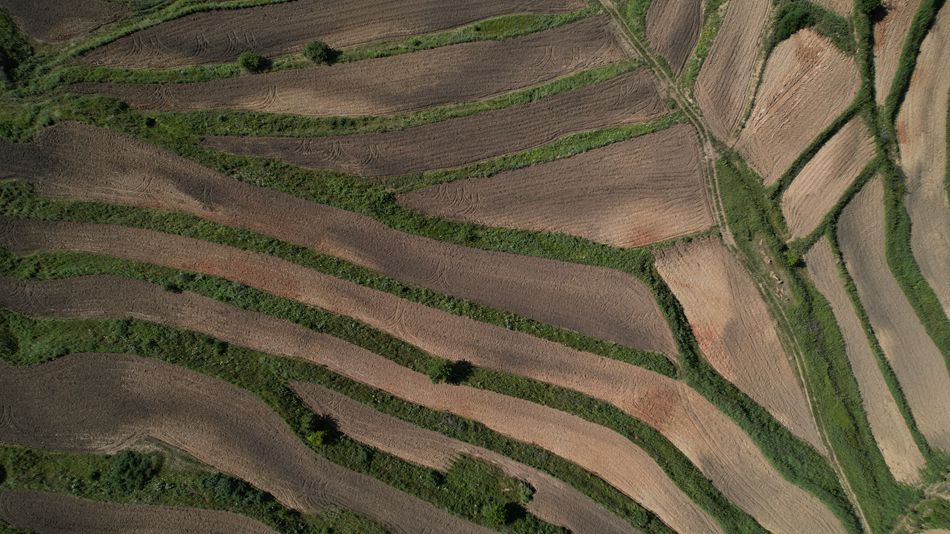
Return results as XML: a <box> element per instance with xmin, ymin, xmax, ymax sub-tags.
<box><xmin>680</xmin><ymin>0</ymin><xmax>727</xmax><ymax>89</ymax></box>
<box><xmin>882</xmin><ymin>0</ymin><xmax>945</xmax><ymax>124</ymax></box>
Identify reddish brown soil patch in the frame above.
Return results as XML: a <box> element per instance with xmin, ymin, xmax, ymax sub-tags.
<box><xmin>0</xmin><ymin>272</ymin><xmax>845</xmax><ymax>534</ymax></box>
<box><xmin>82</xmin><ymin>0</ymin><xmax>585</xmax><ymax>68</ymax></box>
<box><xmin>397</xmin><ymin>124</ymin><xmax>713</xmax><ymax>248</ymax></box>
<box><xmin>874</xmin><ymin>0</ymin><xmax>923</xmax><ymax>104</ymax></box>
<box><xmin>695</xmin><ymin>0</ymin><xmax>771</xmax><ymax>141</ymax></box>
<box><xmin>781</xmin><ymin>117</ymin><xmax>876</xmax><ymax>239</ymax></box>
<box><xmin>292</xmin><ymin>382</ymin><xmax>637</xmax><ymax>534</ymax></box>
<box><xmin>0</xmin><ymin>0</ymin><xmax>127</xmax><ymax>43</ymax></box>
<box><xmin>0</xmin><ymin>352</ymin><xmax>489</xmax><ymax>533</ymax></box>
<box><xmin>646</xmin><ymin>0</ymin><xmax>703</xmax><ymax>73</ymax></box>
<box><xmin>0</xmin><ymin>122</ymin><xmax>676</xmax><ymax>356</ymax></box>
<box><xmin>204</xmin><ymin>69</ymin><xmax>666</xmax><ymax>177</ymax></box>
<box><xmin>76</xmin><ymin>18</ymin><xmax>626</xmax><ymax>117</ymax></box>
<box><xmin>0</xmin><ymin>491</ymin><xmax>275</xmax><ymax>534</ymax></box>
<box><xmin>654</xmin><ymin>237</ymin><xmax>824</xmax><ymax>449</ymax></box>
<box><xmin>838</xmin><ymin>178</ymin><xmax>950</xmax><ymax>451</ymax></box>
<box><xmin>736</xmin><ymin>29</ymin><xmax>860</xmax><ymax>184</ymax></box>
<box><xmin>805</xmin><ymin>238</ymin><xmax>925</xmax><ymax>483</ymax></box>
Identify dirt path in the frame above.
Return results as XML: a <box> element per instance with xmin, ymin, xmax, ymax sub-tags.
<box><xmin>0</xmin><ymin>353</ymin><xmax>490</xmax><ymax>534</ymax></box>
<box><xmin>0</xmin><ymin>491</ymin><xmax>276</xmax><ymax>534</ymax></box>
<box><xmin>0</xmin><ymin>121</ymin><xmax>676</xmax><ymax>356</ymax></box>
<box><xmin>645</xmin><ymin>0</ymin><xmax>703</xmax><ymax>73</ymax></box>
<box><xmin>0</xmin><ymin>0</ymin><xmax>127</xmax><ymax>43</ymax></box>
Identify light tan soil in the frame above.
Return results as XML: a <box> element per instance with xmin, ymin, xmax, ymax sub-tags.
<box><xmin>0</xmin><ymin>0</ymin><xmax>128</xmax><ymax>43</ymax></box>
<box><xmin>645</xmin><ymin>0</ymin><xmax>703</xmax><ymax>73</ymax></box>
<box><xmin>397</xmin><ymin>124</ymin><xmax>713</xmax><ymax>248</ymax></box>
<box><xmin>874</xmin><ymin>0</ymin><xmax>923</xmax><ymax>104</ymax></box>
<box><xmin>805</xmin><ymin>238</ymin><xmax>926</xmax><ymax>483</ymax></box>
<box><xmin>0</xmin><ymin>121</ymin><xmax>677</xmax><ymax>356</ymax></box>
<box><xmin>82</xmin><ymin>0</ymin><xmax>585</xmax><ymax>68</ymax></box>
<box><xmin>0</xmin><ymin>352</ymin><xmax>490</xmax><ymax>534</ymax></box>
<box><xmin>0</xmin><ymin>491</ymin><xmax>276</xmax><ymax>534</ymax></box>
<box><xmin>736</xmin><ymin>29</ymin><xmax>860</xmax><ymax>185</ymax></box>
<box><xmin>895</xmin><ymin>5</ymin><xmax>950</xmax><ymax>313</ymax></box>
<box><xmin>291</xmin><ymin>382</ymin><xmax>638</xmax><ymax>534</ymax></box>
<box><xmin>653</xmin><ymin>237</ymin><xmax>825</xmax><ymax>450</ymax></box>
<box><xmin>837</xmin><ymin>178</ymin><xmax>950</xmax><ymax>451</ymax></box>
<box><xmin>694</xmin><ymin>0</ymin><xmax>771</xmax><ymax>141</ymax></box>
<box><xmin>0</xmin><ymin>272</ymin><xmax>846</xmax><ymax>534</ymax></box>
<box><xmin>781</xmin><ymin>117</ymin><xmax>877</xmax><ymax>239</ymax></box>
<box><xmin>813</xmin><ymin>0</ymin><xmax>853</xmax><ymax>16</ymax></box>
<box><xmin>76</xmin><ymin>18</ymin><xmax>626</xmax><ymax>117</ymax></box>
<box><xmin>204</xmin><ymin>69</ymin><xmax>666</xmax><ymax>177</ymax></box>
<box><xmin>0</xmin><ymin>275</ymin><xmax>718</xmax><ymax>534</ymax></box>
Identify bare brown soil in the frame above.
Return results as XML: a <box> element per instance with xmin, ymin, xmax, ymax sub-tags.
<box><xmin>0</xmin><ymin>0</ymin><xmax>127</xmax><ymax>43</ymax></box>
<box><xmin>0</xmin><ymin>122</ymin><xmax>676</xmax><ymax>355</ymax></box>
<box><xmin>82</xmin><ymin>0</ymin><xmax>585</xmax><ymax>68</ymax></box>
<box><xmin>0</xmin><ymin>272</ymin><xmax>845</xmax><ymax>534</ymax></box>
<box><xmin>0</xmin><ymin>352</ymin><xmax>489</xmax><ymax>534</ymax></box>
<box><xmin>0</xmin><ymin>491</ymin><xmax>275</xmax><ymax>534</ymax></box>
<box><xmin>805</xmin><ymin>238</ymin><xmax>925</xmax><ymax>483</ymax></box>
<box><xmin>736</xmin><ymin>29</ymin><xmax>860</xmax><ymax>185</ymax></box>
<box><xmin>654</xmin><ymin>237</ymin><xmax>824</xmax><ymax>449</ymax></box>
<box><xmin>813</xmin><ymin>0</ymin><xmax>853</xmax><ymax>16</ymax></box>
<box><xmin>645</xmin><ymin>0</ymin><xmax>703</xmax><ymax>73</ymax></box>
<box><xmin>0</xmin><ymin>275</ymin><xmax>719</xmax><ymax>534</ymax></box>
<box><xmin>838</xmin><ymin>178</ymin><xmax>950</xmax><ymax>451</ymax></box>
<box><xmin>694</xmin><ymin>0</ymin><xmax>771</xmax><ymax>141</ymax></box>
<box><xmin>397</xmin><ymin>124</ymin><xmax>714</xmax><ymax>248</ymax></box>
<box><xmin>874</xmin><ymin>0</ymin><xmax>923</xmax><ymax>104</ymax></box>
<box><xmin>782</xmin><ymin>117</ymin><xmax>876</xmax><ymax>239</ymax></box>
<box><xmin>76</xmin><ymin>18</ymin><xmax>625</xmax><ymax>117</ymax></box>
<box><xmin>896</xmin><ymin>5</ymin><xmax>950</xmax><ymax>313</ymax></box>
<box><xmin>291</xmin><ymin>382</ymin><xmax>637</xmax><ymax>534</ymax></box>
<box><xmin>203</xmin><ymin>69</ymin><xmax>666</xmax><ymax>177</ymax></box>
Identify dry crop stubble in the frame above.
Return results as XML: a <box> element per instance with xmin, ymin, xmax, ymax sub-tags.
<box><xmin>0</xmin><ymin>352</ymin><xmax>491</xmax><ymax>534</ymax></box>
<box><xmin>76</xmin><ymin>18</ymin><xmax>626</xmax><ymax>117</ymax></box>
<box><xmin>203</xmin><ymin>69</ymin><xmax>667</xmax><ymax>177</ymax></box>
<box><xmin>645</xmin><ymin>0</ymin><xmax>703</xmax><ymax>73</ymax></box>
<box><xmin>0</xmin><ymin>122</ymin><xmax>677</xmax><ymax>356</ymax></box>
<box><xmin>0</xmin><ymin>0</ymin><xmax>127</xmax><ymax>43</ymax></box>
<box><xmin>874</xmin><ymin>0</ymin><xmax>924</xmax><ymax>104</ymax></box>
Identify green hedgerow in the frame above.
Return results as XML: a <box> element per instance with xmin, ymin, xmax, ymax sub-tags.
<box><xmin>303</xmin><ymin>40</ymin><xmax>339</xmax><ymax>65</ymax></box>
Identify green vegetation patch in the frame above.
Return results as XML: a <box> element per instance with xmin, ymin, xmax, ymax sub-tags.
<box><xmin>768</xmin><ymin>1</ymin><xmax>855</xmax><ymax>55</ymax></box>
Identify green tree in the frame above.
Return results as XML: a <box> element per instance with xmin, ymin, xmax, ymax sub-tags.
<box><xmin>303</xmin><ymin>40</ymin><xmax>338</xmax><ymax>65</ymax></box>
<box><xmin>237</xmin><ymin>51</ymin><xmax>270</xmax><ymax>73</ymax></box>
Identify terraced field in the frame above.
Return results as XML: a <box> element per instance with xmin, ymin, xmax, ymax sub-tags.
<box><xmin>0</xmin><ymin>1</ymin><xmax>947</xmax><ymax>533</ymax></box>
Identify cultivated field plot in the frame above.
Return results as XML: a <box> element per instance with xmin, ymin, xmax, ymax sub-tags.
<box><xmin>736</xmin><ymin>29</ymin><xmax>860</xmax><ymax>185</ymax></box>
<box><xmin>654</xmin><ymin>237</ymin><xmax>823</xmax><ymax>449</ymax></box>
<box><xmin>0</xmin><ymin>0</ymin><xmax>126</xmax><ymax>43</ymax></box>
<box><xmin>204</xmin><ymin>69</ymin><xmax>667</xmax><ymax>177</ymax></box>
<box><xmin>398</xmin><ymin>124</ymin><xmax>714</xmax><ymax>248</ymax></box>
<box><xmin>0</xmin><ymin>122</ymin><xmax>677</xmax><ymax>355</ymax></box>
<box><xmin>645</xmin><ymin>0</ymin><xmax>702</xmax><ymax>73</ymax></box>
<box><xmin>0</xmin><ymin>491</ymin><xmax>276</xmax><ymax>534</ymax></box>
<box><xmin>81</xmin><ymin>0</ymin><xmax>585</xmax><ymax>68</ymax></box>
<box><xmin>805</xmin><ymin>238</ymin><xmax>925</xmax><ymax>484</ymax></box>
<box><xmin>874</xmin><ymin>0</ymin><xmax>923</xmax><ymax>104</ymax></box>
<box><xmin>781</xmin><ymin>117</ymin><xmax>877</xmax><ymax>239</ymax></box>
<box><xmin>896</xmin><ymin>5</ymin><xmax>950</xmax><ymax>312</ymax></box>
<box><xmin>77</xmin><ymin>17</ymin><xmax>626</xmax><ymax>117</ymax></box>
<box><xmin>838</xmin><ymin>179</ymin><xmax>950</xmax><ymax>451</ymax></box>
<box><xmin>0</xmin><ymin>352</ymin><xmax>488</xmax><ymax>533</ymax></box>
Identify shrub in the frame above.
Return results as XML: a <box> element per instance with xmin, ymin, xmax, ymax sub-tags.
<box><xmin>772</xmin><ymin>4</ymin><xmax>817</xmax><ymax>46</ymax></box>
<box><xmin>237</xmin><ymin>51</ymin><xmax>270</xmax><ymax>73</ymax></box>
<box><xmin>303</xmin><ymin>40</ymin><xmax>338</xmax><ymax>65</ymax></box>
<box><xmin>0</xmin><ymin>9</ymin><xmax>31</xmax><ymax>83</ymax></box>
<box><xmin>426</xmin><ymin>359</ymin><xmax>472</xmax><ymax>384</ymax></box>
<box><xmin>202</xmin><ymin>473</ymin><xmax>267</xmax><ymax>506</ymax></box>
<box><xmin>107</xmin><ymin>451</ymin><xmax>159</xmax><ymax>492</ymax></box>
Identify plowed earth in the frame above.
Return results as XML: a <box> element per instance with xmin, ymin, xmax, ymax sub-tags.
<box><xmin>0</xmin><ymin>0</ymin><xmax>127</xmax><ymax>43</ymax></box>
<box><xmin>645</xmin><ymin>0</ymin><xmax>703</xmax><ymax>73</ymax></box>
<box><xmin>874</xmin><ymin>0</ymin><xmax>923</xmax><ymax>104</ymax></box>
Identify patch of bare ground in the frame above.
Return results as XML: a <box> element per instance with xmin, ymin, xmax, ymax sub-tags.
<box><xmin>813</xmin><ymin>0</ymin><xmax>853</xmax><ymax>16</ymax></box>
<box><xmin>0</xmin><ymin>0</ymin><xmax>127</xmax><ymax>43</ymax></box>
<box><xmin>874</xmin><ymin>0</ymin><xmax>923</xmax><ymax>104</ymax></box>
<box><xmin>782</xmin><ymin>117</ymin><xmax>877</xmax><ymax>239</ymax></box>
<box><xmin>82</xmin><ymin>0</ymin><xmax>585</xmax><ymax>68</ymax></box>
<box><xmin>736</xmin><ymin>29</ymin><xmax>860</xmax><ymax>185</ymax></box>
<box><xmin>203</xmin><ymin>69</ymin><xmax>666</xmax><ymax>177</ymax></box>
<box><xmin>0</xmin><ymin>271</ymin><xmax>846</xmax><ymax>534</ymax></box>
<box><xmin>75</xmin><ymin>18</ymin><xmax>625</xmax><ymax>117</ymax></box>
<box><xmin>838</xmin><ymin>178</ymin><xmax>950</xmax><ymax>451</ymax></box>
<box><xmin>645</xmin><ymin>0</ymin><xmax>703</xmax><ymax>74</ymax></box>
<box><xmin>291</xmin><ymin>382</ymin><xmax>637</xmax><ymax>534</ymax></box>
<box><xmin>0</xmin><ymin>121</ymin><xmax>676</xmax><ymax>356</ymax></box>
<box><xmin>805</xmin><ymin>238</ymin><xmax>926</xmax><ymax>483</ymax></box>
<box><xmin>896</xmin><ymin>5</ymin><xmax>950</xmax><ymax>313</ymax></box>
<box><xmin>0</xmin><ymin>275</ymin><xmax>719</xmax><ymax>534</ymax></box>
<box><xmin>0</xmin><ymin>353</ymin><xmax>489</xmax><ymax>534</ymax></box>
<box><xmin>397</xmin><ymin>124</ymin><xmax>713</xmax><ymax>248</ymax></box>
<box><xmin>653</xmin><ymin>237</ymin><xmax>824</xmax><ymax>450</ymax></box>
<box><xmin>694</xmin><ymin>0</ymin><xmax>771</xmax><ymax>141</ymax></box>
<box><xmin>0</xmin><ymin>491</ymin><xmax>276</xmax><ymax>534</ymax></box>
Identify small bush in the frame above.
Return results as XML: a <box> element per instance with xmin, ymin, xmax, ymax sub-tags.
<box><xmin>238</xmin><ymin>51</ymin><xmax>270</xmax><ymax>73</ymax></box>
<box><xmin>303</xmin><ymin>40</ymin><xmax>338</xmax><ymax>65</ymax></box>
<box><xmin>426</xmin><ymin>359</ymin><xmax>472</xmax><ymax>384</ymax></box>
<box><xmin>107</xmin><ymin>451</ymin><xmax>159</xmax><ymax>492</ymax></box>
<box><xmin>0</xmin><ymin>10</ymin><xmax>31</xmax><ymax>83</ymax></box>
<box><xmin>772</xmin><ymin>4</ymin><xmax>817</xmax><ymax>46</ymax></box>
<box><xmin>202</xmin><ymin>473</ymin><xmax>267</xmax><ymax>506</ymax></box>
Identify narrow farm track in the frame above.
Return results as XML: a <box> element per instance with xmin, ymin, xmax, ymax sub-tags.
<box><xmin>0</xmin><ymin>275</ymin><xmax>720</xmax><ymax>534</ymax></box>
<box><xmin>0</xmin><ymin>219</ymin><xmax>848</xmax><ymax>534</ymax></box>
<box><xmin>0</xmin><ymin>353</ymin><xmax>491</xmax><ymax>534</ymax></box>
<box><xmin>0</xmin><ymin>491</ymin><xmax>277</xmax><ymax>534</ymax></box>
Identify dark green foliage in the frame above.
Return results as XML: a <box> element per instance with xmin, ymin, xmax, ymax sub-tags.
<box><xmin>107</xmin><ymin>451</ymin><xmax>159</xmax><ymax>492</ymax></box>
<box><xmin>299</xmin><ymin>412</ymin><xmax>341</xmax><ymax>445</ymax></box>
<box><xmin>882</xmin><ymin>0</ymin><xmax>945</xmax><ymax>122</ymax></box>
<box><xmin>768</xmin><ymin>1</ymin><xmax>854</xmax><ymax>54</ymax></box>
<box><xmin>772</xmin><ymin>3</ymin><xmax>818</xmax><ymax>45</ymax></box>
<box><xmin>202</xmin><ymin>473</ymin><xmax>267</xmax><ymax>507</ymax></box>
<box><xmin>858</xmin><ymin>0</ymin><xmax>884</xmax><ymax>16</ymax></box>
<box><xmin>0</xmin><ymin>9</ymin><xmax>31</xmax><ymax>84</ymax></box>
<box><xmin>303</xmin><ymin>40</ymin><xmax>339</xmax><ymax>65</ymax></box>
<box><xmin>237</xmin><ymin>51</ymin><xmax>270</xmax><ymax>73</ymax></box>
<box><xmin>425</xmin><ymin>359</ymin><xmax>472</xmax><ymax>384</ymax></box>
